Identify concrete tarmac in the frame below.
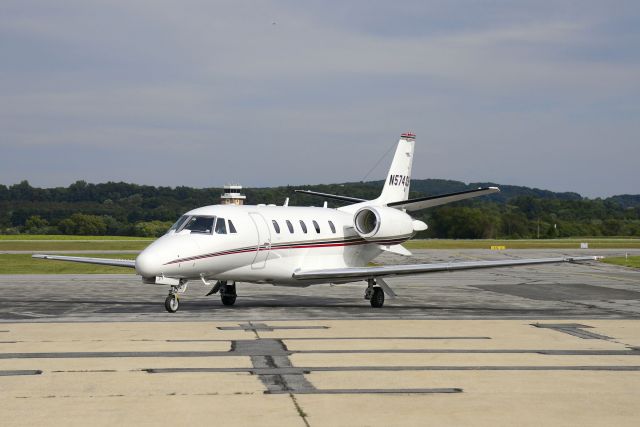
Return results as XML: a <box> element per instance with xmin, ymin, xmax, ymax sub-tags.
<box><xmin>1</xmin><ymin>249</ymin><xmax>639</xmax><ymax>426</ymax></box>
<box><xmin>0</xmin><ymin>249</ymin><xmax>638</xmax><ymax>322</ymax></box>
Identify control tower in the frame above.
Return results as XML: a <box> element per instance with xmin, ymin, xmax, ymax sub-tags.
<box><xmin>220</xmin><ymin>184</ymin><xmax>246</xmax><ymax>205</ymax></box>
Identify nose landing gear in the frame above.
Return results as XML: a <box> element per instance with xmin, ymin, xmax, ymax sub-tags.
<box><xmin>164</xmin><ymin>282</ymin><xmax>188</xmax><ymax>313</ymax></box>
<box><xmin>165</xmin><ymin>294</ymin><xmax>179</xmax><ymax>313</ymax></box>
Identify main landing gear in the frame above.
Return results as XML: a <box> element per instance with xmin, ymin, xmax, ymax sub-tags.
<box><xmin>364</xmin><ymin>278</ymin><xmax>385</xmax><ymax>308</ymax></box>
<box><xmin>220</xmin><ymin>282</ymin><xmax>237</xmax><ymax>306</ymax></box>
<box><xmin>165</xmin><ymin>282</ymin><xmax>188</xmax><ymax>313</ymax></box>
<box><xmin>205</xmin><ymin>280</ymin><xmax>237</xmax><ymax>306</ymax></box>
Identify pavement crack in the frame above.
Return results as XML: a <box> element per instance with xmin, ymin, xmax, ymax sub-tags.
<box><xmin>289</xmin><ymin>393</ymin><xmax>311</xmax><ymax>427</ymax></box>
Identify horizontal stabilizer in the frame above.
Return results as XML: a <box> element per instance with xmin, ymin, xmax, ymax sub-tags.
<box><xmin>32</xmin><ymin>254</ymin><xmax>136</xmax><ymax>269</ymax></box>
<box><xmin>294</xmin><ymin>189</ymin><xmax>366</xmax><ymax>204</ymax></box>
<box><xmin>388</xmin><ymin>187</ymin><xmax>499</xmax><ymax>211</ymax></box>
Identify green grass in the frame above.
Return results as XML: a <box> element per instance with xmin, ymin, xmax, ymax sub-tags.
<box><xmin>0</xmin><ymin>235</ymin><xmax>153</xmax><ymax>251</ymax></box>
<box><xmin>0</xmin><ymin>241</ymin><xmax>150</xmax><ymax>251</ymax></box>
<box><xmin>404</xmin><ymin>238</ymin><xmax>640</xmax><ymax>250</ymax></box>
<box><xmin>0</xmin><ymin>241</ymin><xmax>151</xmax><ymax>251</ymax></box>
<box><xmin>0</xmin><ymin>254</ymin><xmax>137</xmax><ymax>274</ymax></box>
<box><xmin>600</xmin><ymin>256</ymin><xmax>640</xmax><ymax>269</ymax></box>
<box><xmin>0</xmin><ymin>235</ymin><xmax>152</xmax><ymax>240</ymax></box>
<box><xmin>3</xmin><ymin>235</ymin><xmax>639</xmax><ymax>251</ymax></box>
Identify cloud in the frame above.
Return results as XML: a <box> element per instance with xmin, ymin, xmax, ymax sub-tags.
<box><xmin>0</xmin><ymin>0</ymin><xmax>639</xmax><ymax>197</ymax></box>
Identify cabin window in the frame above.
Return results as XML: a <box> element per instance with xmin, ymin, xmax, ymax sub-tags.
<box><xmin>228</xmin><ymin>220</ymin><xmax>237</xmax><ymax>233</ymax></box>
<box><xmin>272</xmin><ymin>220</ymin><xmax>281</xmax><ymax>234</ymax></box>
<box><xmin>312</xmin><ymin>220</ymin><xmax>320</xmax><ymax>233</ymax></box>
<box><xmin>215</xmin><ymin>217</ymin><xmax>227</xmax><ymax>234</ymax></box>
<box><xmin>328</xmin><ymin>220</ymin><xmax>336</xmax><ymax>233</ymax></box>
<box><xmin>183</xmin><ymin>216</ymin><xmax>215</xmax><ymax>234</ymax></box>
<box><xmin>299</xmin><ymin>220</ymin><xmax>308</xmax><ymax>233</ymax></box>
<box><xmin>286</xmin><ymin>220</ymin><xmax>294</xmax><ymax>233</ymax></box>
<box><xmin>168</xmin><ymin>215</ymin><xmax>189</xmax><ymax>233</ymax></box>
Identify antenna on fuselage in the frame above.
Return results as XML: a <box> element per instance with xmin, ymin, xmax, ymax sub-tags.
<box><xmin>284</xmin><ymin>197</ymin><xmax>289</xmax><ymax>207</ymax></box>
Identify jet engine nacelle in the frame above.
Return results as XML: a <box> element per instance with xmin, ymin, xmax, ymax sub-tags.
<box><xmin>353</xmin><ymin>206</ymin><xmax>420</xmax><ymax>240</ymax></box>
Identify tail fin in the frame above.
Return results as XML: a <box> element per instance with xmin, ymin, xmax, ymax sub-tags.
<box><xmin>376</xmin><ymin>133</ymin><xmax>415</xmax><ymax>204</ymax></box>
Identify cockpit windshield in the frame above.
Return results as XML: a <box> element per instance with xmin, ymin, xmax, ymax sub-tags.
<box><xmin>168</xmin><ymin>215</ymin><xmax>216</xmax><ymax>234</ymax></box>
<box><xmin>181</xmin><ymin>216</ymin><xmax>216</xmax><ymax>234</ymax></box>
<box><xmin>167</xmin><ymin>215</ymin><xmax>189</xmax><ymax>233</ymax></box>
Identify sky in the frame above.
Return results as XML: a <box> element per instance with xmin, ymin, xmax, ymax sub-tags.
<box><xmin>1</xmin><ymin>0</ymin><xmax>638</xmax><ymax>198</ymax></box>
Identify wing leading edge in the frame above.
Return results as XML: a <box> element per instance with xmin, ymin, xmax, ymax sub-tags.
<box><xmin>32</xmin><ymin>254</ymin><xmax>136</xmax><ymax>268</ymax></box>
<box><xmin>293</xmin><ymin>256</ymin><xmax>601</xmax><ymax>281</ymax></box>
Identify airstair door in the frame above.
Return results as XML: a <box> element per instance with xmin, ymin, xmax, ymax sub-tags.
<box><xmin>248</xmin><ymin>212</ymin><xmax>271</xmax><ymax>269</ymax></box>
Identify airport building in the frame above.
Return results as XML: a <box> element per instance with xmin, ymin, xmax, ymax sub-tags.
<box><xmin>220</xmin><ymin>184</ymin><xmax>246</xmax><ymax>205</ymax></box>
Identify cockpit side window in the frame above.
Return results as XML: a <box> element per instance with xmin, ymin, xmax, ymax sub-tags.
<box><xmin>228</xmin><ymin>220</ymin><xmax>237</xmax><ymax>233</ymax></box>
<box><xmin>215</xmin><ymin>217</ymin><xmax>227</xmax><ymax>234</ymax></box>
<box><xmin>183</xmin><ymin>216</ymin><xmax>216</xmax><ymax>234</ymax></box>
<box><xmin>168</xmin><ymin>215</ymin><xmax>190</xmax><ymax>233</ymax></box>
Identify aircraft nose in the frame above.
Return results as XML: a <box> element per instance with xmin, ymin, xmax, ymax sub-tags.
<box><xmin>135</xmin><ymin>250</ymin><xmax>160</xmax><ymax>278</ymax></box>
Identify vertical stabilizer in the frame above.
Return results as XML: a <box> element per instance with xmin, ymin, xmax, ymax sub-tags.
<box><xmin>376</xmin><ymin>133</ymin><xmax>415</xmax><ymax>204</ymax></box>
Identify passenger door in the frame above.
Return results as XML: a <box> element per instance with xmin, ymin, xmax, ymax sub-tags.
<box><xmin>248</xmin><ymin>212</ymin><xmax>271</xmax><ymax>269</ymax></box>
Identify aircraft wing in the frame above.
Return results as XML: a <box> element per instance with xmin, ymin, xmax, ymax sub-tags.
<box><xmin>293</xmin><ymin>256</ymin><xmax>601</xmax><ymax>281</ymax></box>
<box><xmin>388</xmin><ymin>187</ymin><xmax>500</xmax><ymax>211</ymax></box>
<box><xmin>32</xmin><ymin>254</ymin><xmax>136</xmax><ymax>269</ymax></box>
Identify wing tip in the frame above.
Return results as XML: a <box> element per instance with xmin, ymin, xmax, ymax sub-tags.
<box><xmin>565</xmin><ymin>256</ymin><xmax>604</xmax><ymax>262</ymax></box>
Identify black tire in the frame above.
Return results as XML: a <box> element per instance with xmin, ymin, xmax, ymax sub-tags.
<box><xmin>165</xmin><ymin>295</ymin><xmax>179</xmax><ymax>313</ymax></box>
<box><xmin>221</xmin><ymin>294</ymin><xmax>236</xmax><ymax>306</ymax></box>
<box><xmin>220</xmin><ymin>283</ymin><xmax>237</xmax><ymax>306</ymax></box>
<box><xmin>370</xmin><ymin>287</ymin><xmax>384</xmax><ymax>308</ymax></box>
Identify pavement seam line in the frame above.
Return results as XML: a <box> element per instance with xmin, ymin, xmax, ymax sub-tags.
<box><xmin>289</xmin><ymin>392</ymin><xmax>311</xmax><ymax>427</ymax></box>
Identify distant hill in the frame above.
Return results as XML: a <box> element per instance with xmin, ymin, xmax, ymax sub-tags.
<box><xmin>1</xmin><ymin>179</ymin><xmax>638</xmax><ymax>238</ymax></box>
<box><xmin>607</xmin><ymin>194</ymin><xmax>640</xmax><ymax>209</ymax></box>
<box><xmin>0</xmin><ymin>178</ymin><xmax>632</xmax><ymax>206</ymax></box>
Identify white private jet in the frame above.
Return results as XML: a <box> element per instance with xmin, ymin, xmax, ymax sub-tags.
<box><xmin>34</xmin><ymin>133</ymin><xmax>600</xmax><ymax>312</ymax></box>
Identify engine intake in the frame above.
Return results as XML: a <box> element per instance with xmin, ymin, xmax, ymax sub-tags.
<box><xmin>353</xmin><ymin>206</ymin><xmax>416</xmax><ymax>240</ymax></box>
<box><xmin>354</xmin><ymin>207</ymin><xmax>380</xmax><ymax>237</ymax></box>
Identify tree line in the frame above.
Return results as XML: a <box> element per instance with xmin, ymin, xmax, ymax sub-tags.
<box><xmin>1</xmin><ymin>179</ymin><xmax>639</xmax><ymax>238</ymax></box>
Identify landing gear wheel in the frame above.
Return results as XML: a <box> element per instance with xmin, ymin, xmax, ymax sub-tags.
<box><xmin>220</xmin><ymin>283</ymin><xmax>237</xmax><ymax>306</ymax></box>
<box><xmin>165</xmin><ymin>294</ymin><xmax>179</xmax><ymax>313</ymax></box>
<box><xmin>370</xmin><ymin>287</ymin><xmax>385</xmax><ymax>308</ymax></box>
<box><xmin>221</xmin><ymin>295</ymin><xmax>236</xmax><ymax>306</ymax></box>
